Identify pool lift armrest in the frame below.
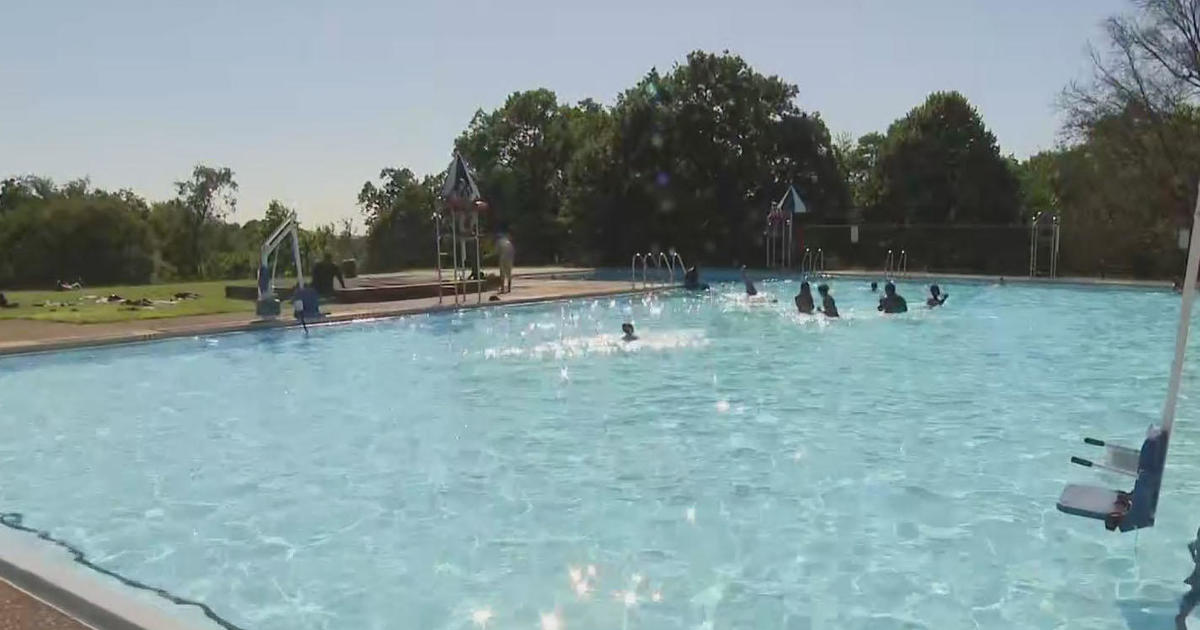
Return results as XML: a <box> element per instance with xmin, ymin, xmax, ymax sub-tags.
<box><xmin>1056</xmin><ymin>427</ymin><xmax>1168</xmax><ymax>533</ymax></box>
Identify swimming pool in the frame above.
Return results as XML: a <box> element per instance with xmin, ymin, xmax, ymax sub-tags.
<box><xmin>1</xmin><ymin>278</ymin><xmax>1197</xmax><ymax>629</ymax></box>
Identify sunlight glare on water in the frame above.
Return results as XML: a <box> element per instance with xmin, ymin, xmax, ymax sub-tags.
<box><xmin>1</xmin><ymin>278</ymin><xmax>1200</xmax><ymax>629</ymax></box>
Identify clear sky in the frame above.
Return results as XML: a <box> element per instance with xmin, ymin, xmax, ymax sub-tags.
<box><xmin>2</xmin><ymin>0</ymin><xmax>1127</xmax><ymax>226</ymax></box>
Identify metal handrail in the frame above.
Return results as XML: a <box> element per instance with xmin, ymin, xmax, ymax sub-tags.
<box><xmin>816</xmin><ymin>248</ymin><xmax>825</xmax><ymax>275</ymax></box>
<box><xmin>641</xmin><ymin>253</ymin><xmax>650</xmax><ymax>287</ymax></box>
<box><xmin>898</xmin><ymin>250</ymin><xmax>908</xmax><ymax>277</ymax></box>
<box><xmin>656</xmin><ymin>252</ymin><xmax>670</xmax><ymax>286</ymax></box>
<box><xmin>671</xmin><ymin>251</ymin><xmax>685</xmax><ymax>285</ymax></box>
<box><xmin>631</xmin><ymin>253</ymin><xmax>644</xmax><ymax>288</ymax></box>
<box><xmin>884</xmin><ymin>249</ymin><xmax>895</xmax><ymax>276</ymax></box>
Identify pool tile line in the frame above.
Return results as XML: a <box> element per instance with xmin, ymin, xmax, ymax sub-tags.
<box><xmin>0</xmin><ymin>512</ymin><xmax>239</xmax><ymax>630</ymax></box>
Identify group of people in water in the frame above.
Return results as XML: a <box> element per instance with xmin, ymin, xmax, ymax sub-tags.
<box><xmin>623</xmin><ymin>266</ymin><xmax>950</xmax><ymax>340</ymax></box>
<box><xmin>736</xmin><ymin>266</ymin><xmax>947</xmax><ymax>318</ymax></box>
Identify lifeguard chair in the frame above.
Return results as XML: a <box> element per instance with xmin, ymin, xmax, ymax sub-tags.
<box><xmin>434</xmin><ymin>153</ymin><xmax>488</xmax><ymax>305</ymax></box>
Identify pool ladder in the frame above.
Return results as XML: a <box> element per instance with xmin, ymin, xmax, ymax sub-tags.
<box><xmin>799</xmin><ymin>248</ymin><xmax>825</xmax><ymax>277</ymax></box>
<box><xmin>630</xmin><ymin>250</ymin><xmax>686</xmax><ymax>288</ymax></box>
<box><xmin>884</xmin><ymin>249</ymin><xmax>908</xmax><ymax>278</ymax></box>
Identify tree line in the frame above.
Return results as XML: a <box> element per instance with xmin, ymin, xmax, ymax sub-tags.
<box><xmin>0</xmin><ymin>168</ymin><xmax>358</xmax><ymax>288</ymax></box>
<box><xmin>3</xmin><ymin>0</ymin><xmax>1196</xmax><ymax>286</ymax></box>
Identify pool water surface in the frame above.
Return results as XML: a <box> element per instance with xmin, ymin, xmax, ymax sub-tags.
<box><xmin>1</xmin><ymin>278</ymin><xmax>1198</xmax><ymax>630</ymax></box>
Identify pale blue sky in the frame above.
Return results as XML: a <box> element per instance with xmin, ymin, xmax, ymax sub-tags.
<box><xmin>2</xmin><ymin>0</ymin><xmax>1125</xmax><ymax>226</ymax></box>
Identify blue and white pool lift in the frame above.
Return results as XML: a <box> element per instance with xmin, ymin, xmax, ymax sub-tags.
<box><xmin>1056</xmin><ymin>183</ymin><xmax>1200</xmax><ymax>532</ymax></box>
<box><xmin>255</xmin><ymin>212</ymin><xmax>321</xmax><ymax>320</ymax></box>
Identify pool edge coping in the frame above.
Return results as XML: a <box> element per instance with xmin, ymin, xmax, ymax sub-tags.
<box><xmin>0</xmin><ymin>523</ymin><xmax>214</xmax><ymax>630</ymax></box>
<box><xmin>0</xmin><ymin>283</ymin><xmax>669</xmax><ymax>358</ymax></box>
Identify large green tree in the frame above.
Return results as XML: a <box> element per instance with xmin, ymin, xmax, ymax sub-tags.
<box><xmin>455</xmin><ymin>89</ymin><xmax>577</xmax><ymax>263</ymax></box>
<box><xmin>0</xmin><ymin>179</ymin><xmax>156</xmax><ymax>286</ymax></box>
<box><xmin>872</xmin><ymin>91</ymin><xmax>1019</xmax><ymax>225</ymax></box>
<box><xmin>173</xmin><ymin>165</ymin><xmax>237</xmax><ymax>277</ymax></box>
<box><xmin>358</xmin><ymin>167</ymin><xmax>440</xmax><ymax>271</ymax></box>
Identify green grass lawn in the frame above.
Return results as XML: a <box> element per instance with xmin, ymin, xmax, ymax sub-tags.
<box><xmin>0</xmin><ymin>279</ymin><xmax>270</xmax><ymax>324</ymax></box>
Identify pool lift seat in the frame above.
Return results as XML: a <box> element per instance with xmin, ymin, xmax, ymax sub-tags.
<box><xmin>1055</xmin><ymin>181</ymin><xmax>1200</xmax><ymax>533</ymax></box>
<box><xmin>1056</xmin><ymin>426</ymin><xmax>1168</xmax><ymax>532</ymax></box>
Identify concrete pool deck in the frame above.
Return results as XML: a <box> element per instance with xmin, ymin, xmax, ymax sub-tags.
<box><xmin>0</xmin><ymin>276</ymin><xmax>655</xmax><ymax>357</ymax></box>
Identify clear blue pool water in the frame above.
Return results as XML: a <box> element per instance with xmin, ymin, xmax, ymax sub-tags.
<box><xmin>2</xmin><ymin>278</ymin><xmax>1199</xmax><ymax>630</ymax></box>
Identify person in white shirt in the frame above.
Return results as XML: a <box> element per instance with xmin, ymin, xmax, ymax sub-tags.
<box><xmin>496</xmin><ymin>231</ymin><xmax>515</xmax><ymax>294</ymax></box>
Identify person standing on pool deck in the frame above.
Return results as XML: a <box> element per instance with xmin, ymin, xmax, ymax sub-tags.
<box><xmin>878</xmin><ymin>282</ymin><xmax>907</xmax><ymax>313</ymax></box>
<box><xmin>1177</xmin><ymin>527</ymin><xmax>1200</xmax><ymax>629</ymax></box>
<box><xmin>497</xmin><ymin>231</ymin><xmax>515</xmax><ymax>294</ymax></box>
<box><xmin>817</xmin><ymin>284</ymin><xmax>839</xmax><ymax>318</ymax></box>
<box><xmin>741</xmin><ymin>266</ymin><xmax>758</xmax><ymax>296</ymax></box>
<box><xmin>311</xmin><ymin>252</ymin><xmax>345</xmax><ymax>297</ymax></box>
<box><xmin>926</xmin><ymin>284</ymin><xmax>948</xmax><ymax>307</ymax></box>
<box><xmin>794</xmin><ymin>281</ymin><xmax>815</xmax><ymax>314</ymax></box>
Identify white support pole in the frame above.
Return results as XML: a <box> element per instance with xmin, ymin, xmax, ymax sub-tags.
<box><xmin>474</xmin><ymin>212</ymin><xmax>482</xmax><ymax>304</ymax></box>
<box><xmin>1161</xmin><ymin>184</ymin><xmax>1200</xmax><ymax>434</ymax></box>
<box><xmin>290</xmin><ymin>228</ymin><xmax>305</xmax><ymax>289</ymax></box>
<box><xmin>435</xmin><ymin>213</ymin><xmax>443</xmax><ymax>305</ymax></box>
<box><xmin>450</xmin><ymin>210</ymin><xmax>460</xmax><ymax>305</ymax></box>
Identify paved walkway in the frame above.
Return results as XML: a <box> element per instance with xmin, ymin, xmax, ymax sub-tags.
<box><xmin>0</xmin><ymin>579</ymin><xmax>90</xmax><ymax>630</ymax></box>
<box><xmin>0</xmin><ymin>278</ymin><xmax>644</xmax><ymax>356</ymax></box>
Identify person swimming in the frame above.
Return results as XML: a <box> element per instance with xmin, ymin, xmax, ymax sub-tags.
<box><xmin>817</xmin><ymin>284</ymin><xmax>839</xmax><ymax>318</ymax></box>
<box><xmin>794</xmin><ymin>281</ymin><xmax>815</xmax><ymax>314</ymax></box>
<box><xmin>621</xmin><ymin>322</ymin><xmax>638</xmax><ymax>342</ymax></box>
<box><xmin>870</xmin><ymin>281</ymin><xmax>878</xmax><ymax>292</ymax></box>
<box><xmin>740</xmin><ymin>266</ymin><xmax>757</xmax><ymax>296</ymax></box>
<box><xmin>684</xmin><ymin>265</ymin><xmax>709</xmax><ymax>290</ymax></box>
<box><xmin>878</xmin><ymin>282</ymin><xmax>908</xmax><ymax>313</ymax></box>
<box><xmin>926</xmin><ymin>284</ymin><xmax>948</xmax><ymax>307</ymax></box>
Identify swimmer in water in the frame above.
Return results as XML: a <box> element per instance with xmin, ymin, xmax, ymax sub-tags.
<box><xmin>878</xmin><ymin>282</ymin><xmax>908</xmax><ymax>313</ymax></box>
<box><xmin>740</xmin><ymin>266</ymin><xmax>758</xmax><ymax>296</ymax></box>
<box><xmin>817</xmin><ymin>284</ymin><xmax>839</xmax><ymax>318</ymax></box>
<box><xmin>870</xmin><ymin>281</ymin><xmax>878</xmax><ymax>292</ymax></box>
<box><xmin>621</xmin><ymin>322</ymin><xmax>638</xmax><ymax>342</ymax></box>
<box><xmin>683</xmin><ymin>265</ymin><xmax>709</xmax><ymax>290</ymax></box>
<box><xmin>926</xmin><ymin>284</ymin><xmax>948</xmax><ymax>307</ymax></box>
<box><xmin>794</xmin><ymin>281</ymin><xmax>815</xmax><ymax>314</ymax></box>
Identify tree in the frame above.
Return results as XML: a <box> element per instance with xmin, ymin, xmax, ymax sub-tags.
<box><xmin>173</xmin><ymin>165</ymin><xmax>237</xmax><ymax>277</ymax></box>
<box><xmin>606</xmin><ymin>51</ymin><xmax>846</xmax><ymax>264</ymax></box>
<box><xmin>872</xmin><ymin>91</ymin><xmax>1019</xmax><ymax>224</ymax></box>
<box><xmin>358</xmin><ymin>168</ymin><xmax>440</xmax><ymax>271</ymax></box>
<box><xmin>455</xmin><ymin>89</ymin><xmax>576</xmax><ymax>263</ymax></box>
<box><xmin>0</xmin><ymin>179</ymin><xmax>156</xmax><ymax>286</ymax></box>
<box><xmin>836</xmin><ymin>132</ymin><xmax>885</xmax><ymax>215</ymax></box>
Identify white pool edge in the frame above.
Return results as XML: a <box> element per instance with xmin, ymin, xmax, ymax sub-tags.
<box><xmin>0</xmin><ymin>518</ymin><xmax>225</xmax><ymax>630</ymax></box>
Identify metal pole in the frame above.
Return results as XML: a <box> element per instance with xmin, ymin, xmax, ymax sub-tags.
<box><xmin>450</xmin><ymin>210</ymin><xmax>460</xmax><ymax>305</ymax></box>
<box><xmin>1051</xmin><ymin>218</ymin><xmax>1061</xmax><ymax>279</ymax></box>
<box><xmin>1160</xmin><ymin>182</ymin><xmax>1200</xmax><ymax>434</ymax></box>
<box><xmin>474</xmin><ymin>212</ymin><xmax>482</xmax><ymax>304</ymax></box>
<box><xmin>435</xmin><ymin>212</ymin><xmax>443</xmax><ymax>305</ymax></box>
<box><xmin>1029</xmin><ymin>213</ymin><xmax>1038</xmax><ymax>278</ymax></box>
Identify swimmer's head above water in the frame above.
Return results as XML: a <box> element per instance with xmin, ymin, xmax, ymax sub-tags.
<box><xmin>621</xmin><ymin>322</ymin><xmax>637</xmax><ymax>341</ymax></box>
<box><xmin>870</xmin><ymin>281</ymin><xmax>878</xmax><ymax>292</ymax></box>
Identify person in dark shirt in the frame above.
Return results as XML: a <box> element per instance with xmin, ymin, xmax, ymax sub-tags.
<box><xmin>926</xmin><ymin>284</ymin><xmax>948</xmax><ymax>307</ymax></box>
<box><xmin>878</xmin><ymin>282</ymin><xmax>907</xmax><ymax>314</ymax></box>
<box><xmin>311</xmin><ymin>253</ymin><xmax>345</xmax><ymax>296</ymax></box>
<box><xmin>817</xmin><ymin>284</ymin><xmax>839</xmax><ymax>318</ymax></box>
<box><xmin>870</xmin><ymin>281</ymin><xmax>878</xmax><ymax>292</ymax></box>
<box><xmin>684</xmin><ymin>265</ymin><xmax>708</xmax><ymax>290</ymax></box>
<box><xmin>740</xmin><ymin>266</ymin><xmax>758</xmax><ymax>296</ymax></box>
<box><xmin>794</xmin><ymin>281</ymin><xmax>815</xmax><ymax>314</ymax></box>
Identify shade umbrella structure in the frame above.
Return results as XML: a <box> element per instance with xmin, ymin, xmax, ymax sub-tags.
<box><xmin>777</xmin><ymin>184</ymin><xmax>808</xmax><ymax>215</ymax></box>
<box><xmin>440</xmin><ymin>153</ymin><xmax>482</xmax><ymax>204</ymax></box>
